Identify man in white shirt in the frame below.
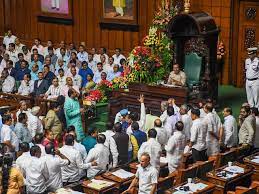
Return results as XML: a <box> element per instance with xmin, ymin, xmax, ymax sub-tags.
<box><xmin>1</xmin><ymin>114</ymin><xmax>19</xmax><ymax>153</ymax></box>
<box><xmin>66</xmin><ymin>126</ymin><xmax>88</xmax><ymax>178</ymax></box>
<box><xmin>93</xmin><ymin>62</ymin><xmax>105</xmax><ymax>84</ymax></box>
<box><xmin>164</xmin><ymin>106</ymin><xmax>180</xmax><ymax>141</ymax></box>
<box><xmin>57</xmin><ymin>68</ymin><xmax>67</xmax><ymax>87</ymax></box>
<box><xmin>44</xmin><ymin>78</ymin><xmax>61</xmax><ymax>100</ymax></box>
<box><xmin>25</xmin><ymin>145</ymin><xmax>49</xmax><ymax>194</ymax></box>
<box><xmin>138</xmin><ymin>128</ymin><xmax>162</xmax><ymax>171</ymax></box>
<box><xmin>17</xmin><ymin>73</ymin><xmax>34</xmax><ymax>96</ymax></box>
<box><xmin>59</xmin><ymin>134</ymin><xmax>96</xmax><ymax>184</ymax></box>
<box><xmin>88</xmin><ymin>53</ymin><xmax>97</xmax><ymax>73</ymax></box>
<box><xmin>42</xmin><ymin>142</ymin><xmax>70</xmax><ymax>192</ymax></box>
<box><xmin>101</xmin><ymin>122</ymin><xmax>115</xmax><ymax>149</ymax></box>
<box><xmin>31</xmin><ymin>38</ymin><xmax>44</xmax><ymax>55</ymax></box>
<box><xmin>55</xmin><ymin>58</ymin><xmax>68</xmax><ymax>76</ymax></box>
<box><xmin>27</xmin><ymin>106</ymin><xmax>43</xmax><ymax>138</ymax></box>
<box><xmin>165</xmin><ymin>121</ymin><xmax>186</xmax><ymax>173</ymax></box>
<box><xmin>104</xmin><ymin>57</ymin><xmax>115</xmax><ymax>73</ymax></box>
<box><xmin>180</xmin><ymin>104</ymin><xmax>192</xmax><ymax>141</ymax></box>
<box><xmin>16</xmin><ymin>142</ymin><xmax>31</xmax><ymax>175</ymax></box>
<box><xmin>85</xmin><ymin>134</ymin><xmax>110</xmax><ymax>178</ymax></box>
<box><xmin>203</xmin><ymin>103</ymin><xmax>221</xmax><ymax>157</ymax></box>
<box><xmin>43</xmin><ymin>40</ymin><xmax>56</xmax><ymax>57</ymax></box>
<box><xmin>97</xmin><ymin>47</ymin><xmax>109</xmax><ymax>64</ymax></box>
<box><xmin>34</xmin><ymin>133</ymin><xmax>46</xmax><ymax>156</ymax></box>
<box><xmin>189</xmin><ymin>108</ymin><xmax>208</xmax><ymax>162</ymax></box>
<box><xmin>14</xmin><ymin>38</ymin><xmax>25</xmax><ymax>54</ymax></box>
<box><xmin>0</xmin><ymin>53</ymin><xmax>9</xmax><ymax>74</ymax></box>
<box><xmin>154</xmin><ymin>119</ymin><xmax>168</xmax><ymax>148</ymax></box>
<box><xmin>112</xmin><ymin>48</ymin><xmax>126</xmax><ymax>65</ymax></box>
<box><xmin>123</xmin><ymin>153</ymin><xmax>158</xmax><ymax>194</ymax></box>
<box><xmin>222</xmin><ymin>107</ymin><xmax>238</xmax><ymax>148</ymax></box>
<box><xmin>70</xmin><ymin>66</ymin><xmax>82</xmax><ymax>88</ymax></box>
<box><xmin>60</xmin><ymin>77</ymin><xmax>80</xmax><ymax>97</ymax></box>
<box><xmin>16</xmin><ymin>100</ymin><xmax>32</xmax><ymax>121</ymax></box>
<box><xmin>0</xmin><ymin>69</ymin><xmax>15</xmax><ymax>93</ymax></box>
<box><xmin>3</xmin><ymin>29</ymin><xmax>16</xmax><ymax>49</ymax></box>
<box><xmin>6</xmin><ymin>43</ymin><xmax>18</xmax><ymax>63</ymax></box>
<box><xmin>55</xmin><ymin>40</ymin><xmax>67</xmax><ymax>57</ymax></box>
<box><xmin>77</xmin><ymin>45</ymin><xmax>88</xmax><ymax>62</ymax></box>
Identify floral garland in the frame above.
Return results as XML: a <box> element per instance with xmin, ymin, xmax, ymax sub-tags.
<box><xmin>217</xmin><ymin>40</ymin><xmax>226</xmax><ymax>60</ymax></box>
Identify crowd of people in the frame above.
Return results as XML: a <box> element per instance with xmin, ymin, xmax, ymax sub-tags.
<box><xmin>0</xmin><ymin>30</ymin><xmax>258</xmax><ymax>194</ymax></box>
<box><xmin>0</xmin><ymin>30</ymin><xmax>127</xmax><ymax>99</ymax></box>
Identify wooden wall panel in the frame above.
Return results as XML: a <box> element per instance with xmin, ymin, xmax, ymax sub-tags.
<box><xmin>192</xmin><ymin>0</ymin><xmax>232</xmax><ymax>85</ymax></box>
<box><xmin>0</xmin><ymin>0</ymin><xmax>158</xmax><ymax>56</ymax></box>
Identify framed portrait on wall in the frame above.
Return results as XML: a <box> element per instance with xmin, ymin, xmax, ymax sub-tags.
<box><xmin>100</xmin><ymin>0</ymin><xmax>138</xmax><ymax>30</ymax></box>
<box><xmin>38</xmin><ymin>0</ymin><xmax>73</xmax><ymax>24</ymax></box>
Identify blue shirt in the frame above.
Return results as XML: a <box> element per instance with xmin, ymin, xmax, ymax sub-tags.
<box><xmin>79</xmin><ymin>68</ymin><xmax>93</xmax><ymax>87</ymax></box>
<box><xmin>29</xmin><ymin>61</ymin><xmax>43</xmax><ymax>71</ymax></box>
<box><xmin>31</xmin><ymin>71</ymin><xmax>39</xmax><ymax>81</ymax></box>
<box><xmin>15</xmin><ymin>68</ymin><xmax>31</xmax><ymax>81</ymax></box>
<box><xmin>81</xmin><ymin>136</ymin><xmax>96</xmax><ymax>153</ymax></box>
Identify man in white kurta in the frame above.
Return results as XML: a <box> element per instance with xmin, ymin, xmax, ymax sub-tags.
<box><xmin>138</xmin><ymin>128</ymin><xmax>162</xmax><ymax>171</ymax></box>
<box><xmin>203</xmin><ymin>103</ymin><xmax>222</xmax><ymax>156</ymax></box>
<box><xmin>180</xmin><ymin>104</ymin><xmax>192</xmax><ymax>141</ymax></box>
<box><xmin>165</xmin><ymin>121</ymin><xmax>186</xmax><ymax>173</ymax></box>
<box><xmin>85</xmin><ymin>134</ymin><xmax>110</xmax><ymax>178</ymax></box>
<box><xmin>222</xmin><ymin>107</ymin><xmax>238</xmax><ymax>148</ymax></box>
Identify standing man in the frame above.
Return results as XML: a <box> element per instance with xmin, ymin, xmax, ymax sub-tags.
<box><xmin>189</xmin><ymin>109</ymin><xmax>208</xmax><ymax>162</ymax></box>
<box><xmin>239</xmin><ymin>106</ymin><xmax>256</xmax><ymax>148</ymax></box>
<box><xmin>245</xmin><ymin>47</ymin><xmax>259</xmax><ymax>108</ymax></box>
<box><xmin>123</xmin><ymin>153</ymin><xmax>158</xmax><ymax>194</ymax></box>
<box><xmin>222</xmin><ymin>107</ymin><xmax>238</xmax><ymax>148</ymax></box>
<box><xmin>64</xmin><ymin>88</ymin><xmax>85</xmax><ymax>141</ymax></box>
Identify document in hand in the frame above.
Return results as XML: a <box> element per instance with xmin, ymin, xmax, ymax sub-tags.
<box><xmin>111</xmin><ymin>169</ymin><xmax>135</xmax><ymax>179</ymax></box>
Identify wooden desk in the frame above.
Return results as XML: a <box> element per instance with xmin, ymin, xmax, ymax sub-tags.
<box><xmin>82</xmin><ymin>176</ymin><xmax>118</xmax><ymax>194</ymax></box>
<box><xmin>164</xmin><ymin>178</ymin><xmax>215</xmax><ymax>194</ymax></box>
<box><xmin>206</xmin><ymin>162</ymin><xmax>254</xmax><ymax>194</ymax></box>
<box><xmin>244</xmin><ymin>152</ymin><xmax>259</xmax><ymax>181</ymax></box>
<box><xmin>101</xmin><ymin>169</ymin><xmax>135</xmax><ymax>191</ymax></box>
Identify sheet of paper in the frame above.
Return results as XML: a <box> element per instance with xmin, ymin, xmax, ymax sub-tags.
<box><xmin>111</xmin><ymin>169</ymin><xmax>135</xmax><ymax>179</ymax></box>
<box><xmin>87</xmin><ymin>179</ymin><xmax>114</xmax><ymax>189</ymax></box>
<box><xmin>251</xmin><ymin>158</ymin><xmax>259</xmax><ymax>163</ymax></box>
<box><xmin>224</xmin><ymin>166</ymin><xmax>244</xmax><ymax>174</ymax></box>
<box><xmin>254</xmin><ymin>155</ymin><xmax>259</xmax><ymax>159</ymax></box>
<box><xmin>160</xmin><ymin>157</ymin><xmax>168</xmax><ymax>164</ymax></box>
<box><xmin>175</xmin><ymin>182</ymin><xmax>208</xmax><ymax>193</ymax></box>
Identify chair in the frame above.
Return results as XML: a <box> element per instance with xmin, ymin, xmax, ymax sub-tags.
<box><xmin>157</xmin><ymin>174</ymin><xmax>175</xmax><ymax>194</ymax></box>
<box><xmin>176</xmin><ymin>165</ymin><xmax>198</xmax><ymax>184</ymax></box>
<box><xmin>227</xmin><ymin>181</ymin><xmax>259</xmax><ymax>194</ymax></box>
<box><xmin>215</xmin><ymin>149</ymin><xmax>237</xmax><ymax>168</ymax></box>
<box><xmin>196</xmin><ymin>160</ymin><xmax>214</xmax><ymax>181</ymax></box>
<box><xmin>237</xmin><ymin>146</ymin><xmax>251</xmax><ymax>162</ymax></box>
<box><xmin>179</xmin><ymin>153</ymin><xmax>193</xmax><ymax>169</ymax></box>
<box><xmin>184</xmin><ymin>52</ymin><xmax>202</xmax><ymax>90</ymax></box>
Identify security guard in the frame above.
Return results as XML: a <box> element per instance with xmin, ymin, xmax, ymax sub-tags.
<box><xmin>245</xmin><ymin>47</ymin><xmax>259</xmax><ymax>108</ymax></box>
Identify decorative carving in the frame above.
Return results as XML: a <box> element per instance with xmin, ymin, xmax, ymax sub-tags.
<box><xmin>184</xmin><ymin>0</ymin><xmax>191</xmax><ymax>13</ymax></box>
<box><xmin>246</xmin><ymin>7</ymin><xmax>257</xmax><ymax>20</ymax></box>
<box><xmin>184</xmin><ymin>38</ymin><xmax>209</xmax><ymax>58</ymax></box>
<box><xmin>244</xmin><ymin>28</ymin><xmax>256</xmax><ymax>49</ymax></box>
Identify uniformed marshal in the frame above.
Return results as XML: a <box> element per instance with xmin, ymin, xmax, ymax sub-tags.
<box><xmin>245</xmin><ymin>47</ymin><xmax>259</xmax><ymax>108</ymax></box>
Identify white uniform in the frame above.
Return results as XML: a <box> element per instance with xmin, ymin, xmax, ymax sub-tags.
<box><xmin>165</xmin><ymin>131</ymin><xmax>186</xmax><ymax>173</ymax></box>
<box><xmin>245</xmin><ymin>57</ymin><xmax>259</xmax><ymax>108</ymax></box>
<box><xmin>138</xmin><ymin>138</ymin><xmax>162</xmax><ymax>171</ymax></box>
<box><xmin>181</xmin><ymin>114</ymin><xmax>192</xmax><ymax>141</ymax></box>
<box><xmin>204</xmin><ymin>112</ymin><xmax>222</xmax><ymax>156</ymax></box>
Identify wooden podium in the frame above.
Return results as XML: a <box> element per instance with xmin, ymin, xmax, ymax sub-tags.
<box><xmin>109</xmin><ymin>83</ymin><xmax>188</xmax><ymax>121</ymax></box>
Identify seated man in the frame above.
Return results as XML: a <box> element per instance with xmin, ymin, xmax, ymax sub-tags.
<box><xmin>0</xmin><ymin>69</ymin><xmax>15</xmax><ymax>93</ymax></box>
<box><xmin>167</xmin><ymin>63</ymin><xmax>186</xmax><ymax>87</ymax></box>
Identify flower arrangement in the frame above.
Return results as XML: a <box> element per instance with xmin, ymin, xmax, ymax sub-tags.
<box><xmin>84</xmin><ymin>90</ymin><xmax>103</xmax><ymax>102</ymax></box>
<box><xmin>112</xmin><ymin>76</ymin><xmax>129</xmax><ymax>89</ymax></box>
<box><xmin>128</xmin><ymin>26</ymin><xmax>173</xmax><ymax>84</ymax></box>
<box><xmin>153</xmin><ymin>0</ymin><xmax>176</xmax><ymax>30</ymax></box>
<box><xmin>217</xmin><ymin>40</ymin><xmax>226</xmax><ymax>60</ymax></box>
